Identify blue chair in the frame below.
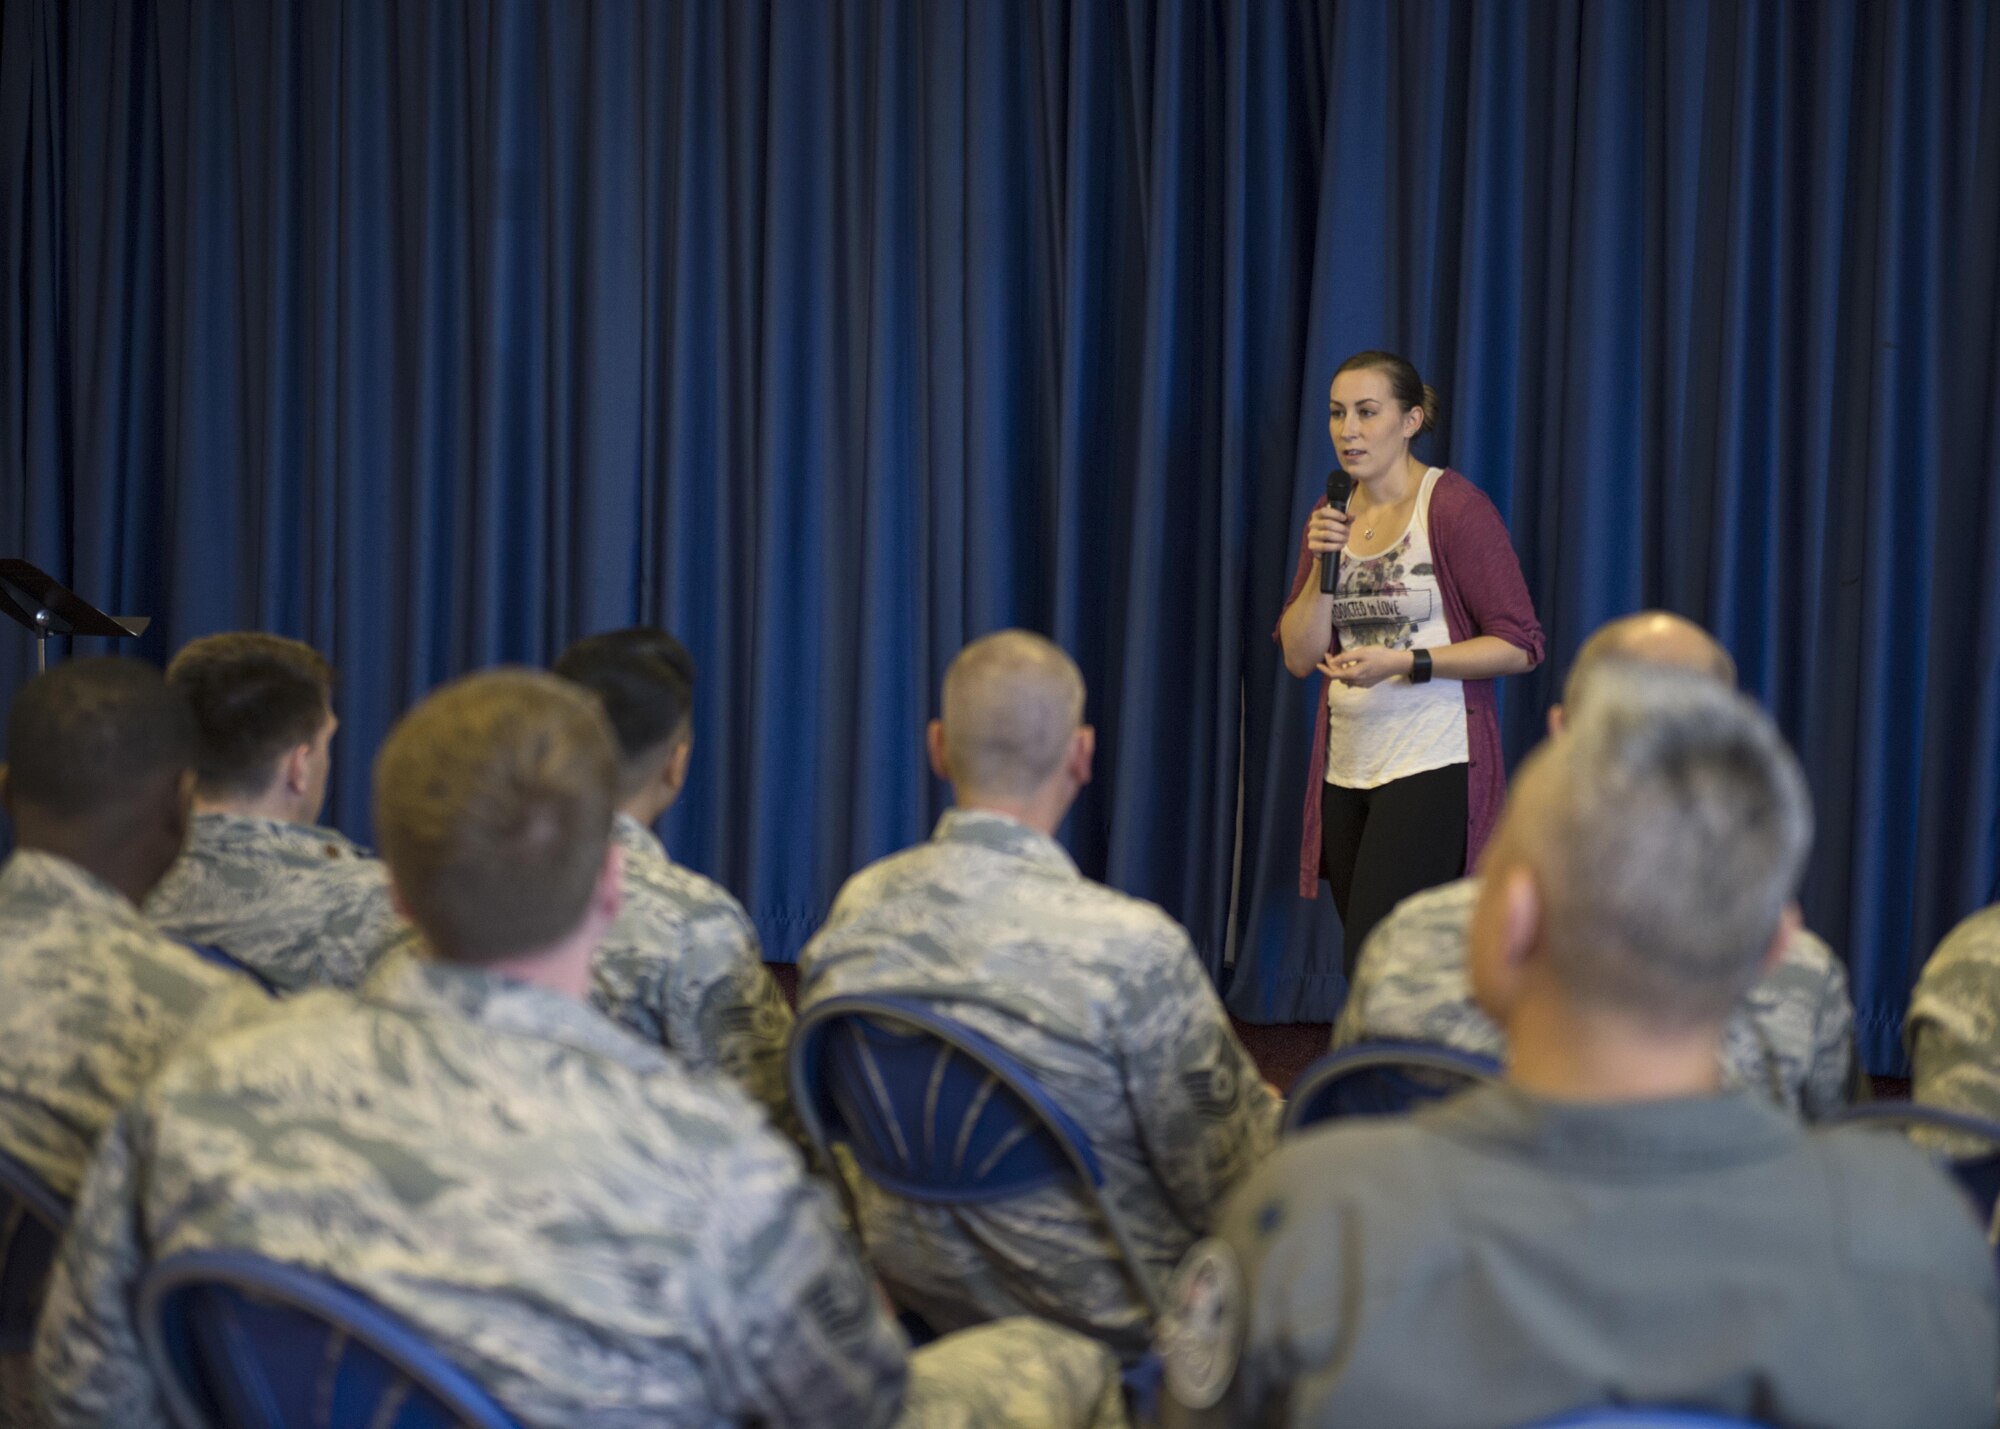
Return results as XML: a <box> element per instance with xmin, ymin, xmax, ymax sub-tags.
<box><xmin>1522</xmin><ymin>1412</ymin><xmax>1769</xmax><ymax>1427</ymax></box>
<box><xmin>0</xmin><ymin>1150</ymin><xmax>68</xmax><ymax>1354</ymax></box>
<box><xmin>1282</xmin><ymin>1039</ymin><xmax>1503</xmax><ymax>1134</ymax></box>
<box><xmin>789</xmin><ymin>993</ymin><xmax>1164</xmax><ymax>1320</ymax></box>
<box><xmin>176</xmin><ymin>941</ymin><xmax>279</xmax><ymax>998</ymax></box>
<box><xmin>138</xmin><ymin>1251</ymin><xmax>519</xmax><ymax>1429</ymax></box>
<box><xmin>1822</xmin><ymin>1102</ymin><xmax>2000</xmax><ymax>1221</ymax></box>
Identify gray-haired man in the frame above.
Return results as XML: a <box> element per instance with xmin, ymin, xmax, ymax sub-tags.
<box><xmin>1160</xmin><ymin>666</ymin><xmax>1996</xmax><ymax>1428</ymax></box>
<box><xmin>1333</xmin><ymin>612</ymin><xmax>1858</xmax><ymax>1115</ymax></box>
<box><xmin>800</xmin><ymin>630</ymin><xmax>1280</xmax><ymax>1358</ymax></box>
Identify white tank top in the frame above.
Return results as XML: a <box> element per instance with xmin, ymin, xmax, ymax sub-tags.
<box><xmin>1325</xmin><ymin>466</ymin><xmax>1469</xmax><ymax>789</ymax></box>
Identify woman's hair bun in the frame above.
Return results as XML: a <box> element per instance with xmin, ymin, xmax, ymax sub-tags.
<box><xmin>1420</xmin><ymin>383</ymin><xmax>1442</xmax><ymax>435</ymax></box>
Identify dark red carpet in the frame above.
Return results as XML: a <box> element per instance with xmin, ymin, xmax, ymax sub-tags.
<box><xmin>1230</xmin><ymin>1019</ymin><xmax>1331</xmax><ymax>1095</ymax></box>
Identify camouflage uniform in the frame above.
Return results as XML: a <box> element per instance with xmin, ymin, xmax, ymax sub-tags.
<box><xmin>1332</xmin><ymin>877</ymin><xmax>1858</xmax><ymax>1115</ymax></box>
<box><xmin>35</xmin><ymin>946</ymin><xmax>1126</xmax><ymax>1429</ymax></box>
<box><xmin>1907</xmin><ymin>904</ymin><xmax>2000</xmax><ymax>1153</ymax></box>
<box><xmin>590</xmin><ymin>813</ymin><xmax>796</xmax><ymax>1131</ymax></box>
<box><xmin>902</xmin><ymin>1320</ymin><xmax>1129</xmax><ymax>1429</ymax></box>
<box><xmin>799</xmin><ymin>809</ymin><xmax>1281</xmax><ymax>1357</ymax></box>
<box><xmin>143</xmin><ymin>812</ymin><xmax>405</xmax><ymax>993</ymax></box>
<box><xmin>1159</xmin><ymin>1085</ymin><xmax>1998</xmax><ymax>1428</ymax></box>
<box><xmin>0</xmin><ymin>851</ymin><xmax>241</xmax><ymax>1203</ymax></box>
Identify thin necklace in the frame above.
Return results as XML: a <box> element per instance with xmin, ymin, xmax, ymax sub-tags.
<box><xmin>1359</xmin><ymin>467</ymin><xmax>1419</xmax><ymax>540</ymax></box>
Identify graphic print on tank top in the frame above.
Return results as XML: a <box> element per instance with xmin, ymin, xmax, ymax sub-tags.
<box><xmin>1327</xmin><ymin>534</ymin><xmax>1434</xmax><ymax>651</ymax></box>
<box><xmin>1325</xmin><ymin>467</ymin><xmax>1469</xmax><ymax>790</ymax></box>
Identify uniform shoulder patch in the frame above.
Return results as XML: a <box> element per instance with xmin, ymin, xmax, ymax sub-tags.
<box><xmin>1158</xmin><ymin>1237</ymin><xmax>1246</xmax><ymax>1410</ymax></box>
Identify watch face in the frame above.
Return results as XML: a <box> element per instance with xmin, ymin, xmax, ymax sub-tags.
<box><xmin>1159</xmin><ymin>1238</ymin><xmax>1246</xmax><ymax>1410</ymax></box>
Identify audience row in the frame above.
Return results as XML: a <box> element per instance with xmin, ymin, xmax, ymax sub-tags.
<box><xmin>0</xmin><ymin>614</ymin><xmax>1992</xmax><ymax>1428</ymax></box>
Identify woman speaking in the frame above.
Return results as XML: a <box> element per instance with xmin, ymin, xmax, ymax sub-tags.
<box><xmin>1278</xmin><ymin>350</ymin><xmax>1544</xmax><ymax>973</ymax></box>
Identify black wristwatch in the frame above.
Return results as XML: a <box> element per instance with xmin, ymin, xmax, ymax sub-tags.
<box><xmin>1409</xmin><ymin>648</ymin><xmax>1433</xmax><ymax>684</ymax></box>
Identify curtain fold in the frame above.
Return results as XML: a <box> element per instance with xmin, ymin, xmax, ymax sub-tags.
<box><xmin>3</xmin><ymin>0</ymin><xmax>1995</xmax><ymax>1069</ymax></box>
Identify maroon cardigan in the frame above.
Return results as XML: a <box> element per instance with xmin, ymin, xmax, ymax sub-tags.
<box><xmin>1277</xmin><ymin>469</ymin><xmax>1545</xmax><ymax>898</ymax></box>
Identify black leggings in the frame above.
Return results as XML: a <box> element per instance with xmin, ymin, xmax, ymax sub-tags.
<box><xmin>1321</xmin><ymin>763</ymin><xmax>1469</xmax><ymax>976</ymax></box>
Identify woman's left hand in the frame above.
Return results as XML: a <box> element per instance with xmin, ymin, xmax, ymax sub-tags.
<box><xmin>1319</xmin><ymin>646</ymin><xmax>1414</xmax><ymax>689</ymax></box>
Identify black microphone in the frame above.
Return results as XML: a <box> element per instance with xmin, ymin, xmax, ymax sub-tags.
<box><xmin>1319</xmin><ymin>468</ymin><xmax>1354</xmax><ymax>592</ymax></box>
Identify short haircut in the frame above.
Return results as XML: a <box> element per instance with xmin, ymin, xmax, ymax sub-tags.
<box><xmin>6</xmin><ymin>658</ymin><xmax>197</xmax><ymax>820</ymax></box>
<box><xmin>1562</xmin><ymin>612</ymin><xmax>1737</xmax><ymax>714</ymax></box>
<box><xmin>552</xmin><ymin>629</ymin><xmax>695</xmax><ymax>795</ymax></box>
<box><xmin>1500</xmin><ymin>663</ymin><xmax>1813</xmax><ymax>1029</ymax></box>
<box><xmin>167</xmin><ymin>634</ymin><xmax>334</xmax><ymax>797</ymax></box>
<box><xmin>374</xmin><ymin>670</ymin><xmax>618</xmax><ymax>964</ymax></box>
<box><xmin>940</xmin><ymin>631</ymin><xmax>1085</xmax><ymax>798</ymax></box>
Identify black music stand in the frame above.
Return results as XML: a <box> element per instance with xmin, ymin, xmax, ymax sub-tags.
<box><xmin>0</xmin><ymin>560</ymin><xmax>152</xmax><ymax>674</ymax></box>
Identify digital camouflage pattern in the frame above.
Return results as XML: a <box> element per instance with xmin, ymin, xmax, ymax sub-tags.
<box><xmin>1332</xmin><ymin>877</ymin><xmax>1858</xmax><ymax>1116</ymax></box>
<box><xmin>590</xmin><ymin>813</ymin><xmax>796</xmax><ymax>1132</ymax></box>
<box><xmin>799</xmin><ymin>809</ymin><xmax>1281</xmax><ymax>1357</ymax></box>
<box><xmin>0</xmin><ymin>851</ymin><xmax>242</xmax><ymax>1202</ymax></box>
<box><xmin>35</xmin><ymin>947</ymin><xmax>906</xmax><ymax>1429</ymax></box>
<box><xmin>143</xmin><ymin>812</ymin><xmax>405</xmax><ymax>992</ymax></box>
<box><xmin>35</xmin><ymin>946</ymin><xmax>1130</xmax><ymax>1429</ymax></box>
<box><xmin>901</xmin><ymin>1319</ymin><xmax>1129</xmax><ymax>1429</ymax></box>
<box><xmin>1907</xmin><ymin>904</ymin><xmax>2000</xmax><ymax>1155</ymax></box>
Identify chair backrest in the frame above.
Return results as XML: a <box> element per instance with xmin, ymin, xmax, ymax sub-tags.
<box><xmin>0</xmin><ymin>1150</ymin><xmax>68</xmax><ymax>1355</ymax></box>
<box><xmin>138</xmin><ymin>1252</ymin><xmax>519</xmax><ymax>1429</ymax></box>
<box><xmin>789</xmin><ymin>992</ymin><xmax>1163</xmax><ymax>1318</ymax></box>
<box><xmin>1521</xmin><ymin>1412</ymin><xmax>1771</xmax><ymax>1428</ymax></box>
<box><xmin>1822</xmin><ymin>1102</ymin><xmax>2000</xmax><ymax>1220</ymax></box>
<box><xmin>176</xmin><ymin>940</ymin><xmax>279</xmax><ymax>997</ymax></box>
<box><xmin>1282</xmin><ymin>1040</ymin><xmax>1503</xmax><ymax>1133</ymax></box>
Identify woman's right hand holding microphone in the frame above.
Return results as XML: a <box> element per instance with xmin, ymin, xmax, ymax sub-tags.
<box><xmin>1308</xmin><ymin>503</ymin><xmax>1353</xmax><ymax>576</ymax></box>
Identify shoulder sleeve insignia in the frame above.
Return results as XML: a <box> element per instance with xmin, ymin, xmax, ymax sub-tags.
<box><xmin>1158</xmin><ymin>1236</ymin><xmax>1246</xmax><ymax>1410</ymax></box>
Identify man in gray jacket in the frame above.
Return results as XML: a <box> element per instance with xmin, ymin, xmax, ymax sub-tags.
<box><xmin>1160</xmin><ymin>665</ymin><xmax>1996</xmax><ymax>1428</ymax></box>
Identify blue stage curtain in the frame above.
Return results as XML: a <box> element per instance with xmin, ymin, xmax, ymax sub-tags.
<box><xmin>3</xmin><ymin>1</ymin><xmax>1995</xmax><ymax>1070</ymax></box>
<box><xmin>1229</xmin><ymin>1</ymin><xmax>2000</xmax><ymax>1068</ymax></box>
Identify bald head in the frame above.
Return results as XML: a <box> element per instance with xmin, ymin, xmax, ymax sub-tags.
<box><xmin>936</xmin><ymin>632</ymin><xmax>1087</xmax><ymax>801</ymax></box>
<box><xmin>1477</xmin><ymin>664</ymin><xmax>1811</xmax><ymax>1031</ymax></box>
<box><xmin>1561</xmin><ymin>613</ymin><xmax>1737</xmax><ymax>721</ymax></box>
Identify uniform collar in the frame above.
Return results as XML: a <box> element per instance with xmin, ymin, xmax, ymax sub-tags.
<box><xmin>0</xmin><ymin>848</ymin><xmax>147</xmax><ymax>926</ymax></box>
<box><xmin>932</xmin><ymin>807</ymin><xmax>1080</xmax><ymax>880</ymax></box>
<box><xmin>1423</xmin><ymin>1082</ymin><xmax>1802</xmax><ymax>1175</ymax></box>
<box><xmin>612</xmin><ymin>812</ymin><xmax>670</xmax><ymax>866</ymax></box>
<box><xmin>190</xmin><ymin>809</ymin><xmax>371</xmax><ymax>860</ymax></box>
<box><xmin>361</xmin><ymin>945</ymin><xmax>667</xmax><ymax>1072</ymax></box>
